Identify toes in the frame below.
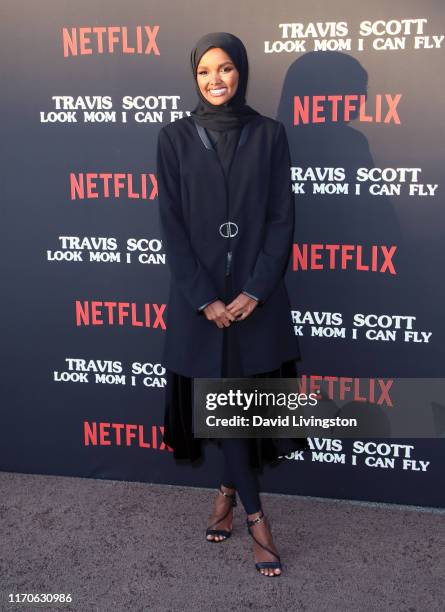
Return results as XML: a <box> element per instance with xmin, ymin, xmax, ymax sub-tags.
<box><xmin>207</xmin><ymin>533</ymin><xmax>228</xmax><ymax>542</ymax></box>
<box><xmin>259</xmin><ymin>567</ymin><xmax>281</xmax><ymax>576</ymax></box>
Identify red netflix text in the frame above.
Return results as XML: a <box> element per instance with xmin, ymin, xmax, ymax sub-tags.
<box><xmin>75</xmin><ymin>301</ymin><xmax>166</xmax><ymax>329</ymax></box>
<box><xmin>70</xmin><ymin>173</ymin><xmax>157</xmax><ymax>200</ymax></box>
<box><xmin>62</xmin><ymin>26</ymin><xmax>160</xmax><ymax>57</ymax></box>
<box><xmin>292</xmin><ymin>244</ymin><xmax>397</xmax><ymax>274</ymax></box>
<box><xmin>299</xmin><ymin>375</ymin><xmax>394</xmax><ymax>407</ymax></box>
<box><xmin>294</xmin><ymin>94</ymin><xmax>402</xmax><ymax>125</ymax></box>
<box><xmin>84</xmin><ymin>421</ymin><xmax>172</xmax><ymax>451</ymax></box>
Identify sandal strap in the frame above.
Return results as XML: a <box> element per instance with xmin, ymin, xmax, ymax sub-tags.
<box><xmin>206</xmin><ymin>528</ymin><xmax>231</xmax><ymax>537</ymax></box>
<box><xmin>247</xmin><ymin>512</ymin><xmax>281</xmax><ymax>563</ymax></box>
<box><xmin>255</xmin><ymin>561</ymin><xmax>281</xmax><ymax>569</ymax></box>
<box><xmin>248</xmin><ymin>529</ymin><xmax>281</xmax><ymax>563</ymax></box>
<box><xmin>219</xmin><ymin>485</ymin><xmax>237</xmax><ymax>506</ymax></box>
<box><xmin>207</xmin><ymin>503</ymin><xmax>233</xmax><ymax>531</ymax></box>
<box><xmin>246</xmin><ymin>509</ymin><xmax>265</xmax><ymax>527</ymax></box>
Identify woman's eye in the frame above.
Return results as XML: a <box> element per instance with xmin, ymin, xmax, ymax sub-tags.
<box><xmin>198</xmin><ymin>67</ymin><xmax>232</xmax><ymax>76</ymax></box>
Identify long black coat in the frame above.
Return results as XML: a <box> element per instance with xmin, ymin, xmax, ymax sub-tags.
<box><xmin>156</xmin><ymin>114</ymin><xmax>300</xmax><ymax>378</ymax></box>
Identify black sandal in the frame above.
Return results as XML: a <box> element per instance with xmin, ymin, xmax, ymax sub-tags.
<box><xmin>246</xmin><ymin>510</ymin><xmax>282</xmax><ymax>576</ymax></box>
<box><xmin>205</xmin><ymin>485</ymin><xmax>237</xmax><ymax>542</ymax></box>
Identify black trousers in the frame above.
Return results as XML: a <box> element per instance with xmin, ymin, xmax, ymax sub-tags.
<box><xmin>219</xmin><ymin>438</ymin><xmax>262</xmax><ymax>514</ymax></box>
<box><xmin>218</xmin><ymin>295</ymin><xmax>262</xmax><ymax>514</ymax></box>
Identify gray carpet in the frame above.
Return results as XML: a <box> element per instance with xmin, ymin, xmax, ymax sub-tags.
<box><xmin>0</xmin><ymin>471</ymin><xmax>444</xmax><ymax>612</ymax></box>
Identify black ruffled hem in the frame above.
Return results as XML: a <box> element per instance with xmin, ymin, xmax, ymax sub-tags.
<box><xmin>162</xmin><ymin>359</ymin><xmax>310</xmax><ymax>470</ymax></box>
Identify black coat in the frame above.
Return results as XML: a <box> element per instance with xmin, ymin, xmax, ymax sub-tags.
<box><xmin>156</xmin><ymin>114</ymin><xmax>300</xmax><ymax>377</ymax></box>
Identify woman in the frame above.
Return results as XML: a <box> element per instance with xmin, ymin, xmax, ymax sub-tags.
<box><xmin>156</xmin><ymin>32</ymin><xmax>309</xmax><ymax>577</ymax></box>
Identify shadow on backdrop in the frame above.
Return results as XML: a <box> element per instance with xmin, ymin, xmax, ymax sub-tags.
<box><xmin>275</xmin><ymin>51</ymin><xmax>421</xmax><ymax>378</ymax></box>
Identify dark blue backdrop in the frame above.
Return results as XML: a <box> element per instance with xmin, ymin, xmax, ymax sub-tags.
<box><xmin>1</xmin><ymin>0</ymin><xmax>444</xmax><ymax>507</ymax></box>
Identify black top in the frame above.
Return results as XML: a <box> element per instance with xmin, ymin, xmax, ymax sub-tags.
<box><xmin>206</xmin><ymin>127</ymin><xmax>242</xmax><ymax>180</ymax></box>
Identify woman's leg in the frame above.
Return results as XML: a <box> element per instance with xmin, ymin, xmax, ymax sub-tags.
<box><xmin>219</xmin><ymin>438</ymin><xmax>282</xmax><ymax>575</ymax></box>
<box><xmin>219</xmin><ymin>438</ymin><xmax>261</xmax><ymax>514</ymax></box>
<box><xmin>207</xmin><ymin>438</ymin><xmax>261</xmax><ymax>542</ymax></box>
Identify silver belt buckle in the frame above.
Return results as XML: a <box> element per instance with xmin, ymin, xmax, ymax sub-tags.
<box><xmin>219</xmin><ymin>221</ymin><xmax>238</xmax><ymax>238</ymax></box>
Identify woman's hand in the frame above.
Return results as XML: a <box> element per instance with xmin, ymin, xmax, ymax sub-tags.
<box><xmin>226</xmin><ymin>293</ymin><xmax>258</xmax><ymax>321</ymax></box>
<box><xmin>203</xmin><ymin>300</ymin><xmax>236</xmax><ymax>328</ymax></box>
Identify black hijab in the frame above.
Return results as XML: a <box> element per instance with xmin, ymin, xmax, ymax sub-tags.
<box><xmin>190</xmin><ymin>32</ymin><xmax>260</xmax><ymax>131</ymax></box>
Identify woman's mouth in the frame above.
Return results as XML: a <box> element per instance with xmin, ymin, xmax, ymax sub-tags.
<box><xmin>208</xmin><ymin>87</ymin><xmax>228</xmax><ymax>97</ymax></box>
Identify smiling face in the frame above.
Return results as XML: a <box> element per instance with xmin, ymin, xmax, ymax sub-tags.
<box><xmin>196</xmin><ymin>47</ymin><xmax>239</xmax><ymax>106</ymax></box>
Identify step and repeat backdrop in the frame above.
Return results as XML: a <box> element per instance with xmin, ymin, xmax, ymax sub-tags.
<box><xmin>2</xmin><ymin>0</ymin><xmax>444</xmax><ymax>507</ymax></box>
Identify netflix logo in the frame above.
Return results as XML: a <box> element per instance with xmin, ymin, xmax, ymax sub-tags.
<box><xmin>84</xmin><ymin>421</ymin><xmax>172</xmax><ymax>451</ymax></box>
<box><xmin>75</xmin><ymin>301</ymin><xmax>166</xmax><ymax>329</ymax></box>
<box><xmin>292</xmin><ymin>244</ymin><xmax>397</xmax><ymax>274</ymax></box>
<box><xmin>70</xmin><ymin>173</ymin><xmax>157</xmax><ymax>201</ymax></box>
<box><xmin>293</xmin><ymin>94</ymin><xmax>402</xmax><ymax>124</ymax></box>
<box><xmin>62</xmin><ymin>26</ymin><xmax>160</xmax><ymax>57</ymax></box>
<box><xmin>299</xmin><ymin>375</ymin><xmax>393</xmax><ymax>406</ymax></box>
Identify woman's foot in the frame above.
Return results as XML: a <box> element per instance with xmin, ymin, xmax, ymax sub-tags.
<box><xmin>206</xmin><ymin>484</ymin><xmax>236</xmax><ymax>542</ymax></box>
<box><xmin>247</xmin><ymin>510</ymin><xmax>282</xmax><ymax>576</ymax></box>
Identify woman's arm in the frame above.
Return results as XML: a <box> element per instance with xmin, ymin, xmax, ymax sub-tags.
<box><xmin>156</xmin><ymin>128</ymin><xmax>219</xmax><ymax>313</ymax></box>
<box><xmin>242</xmin><ymin>122</ymin><xmax>295</xmax><ymax>304</ymax></box>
